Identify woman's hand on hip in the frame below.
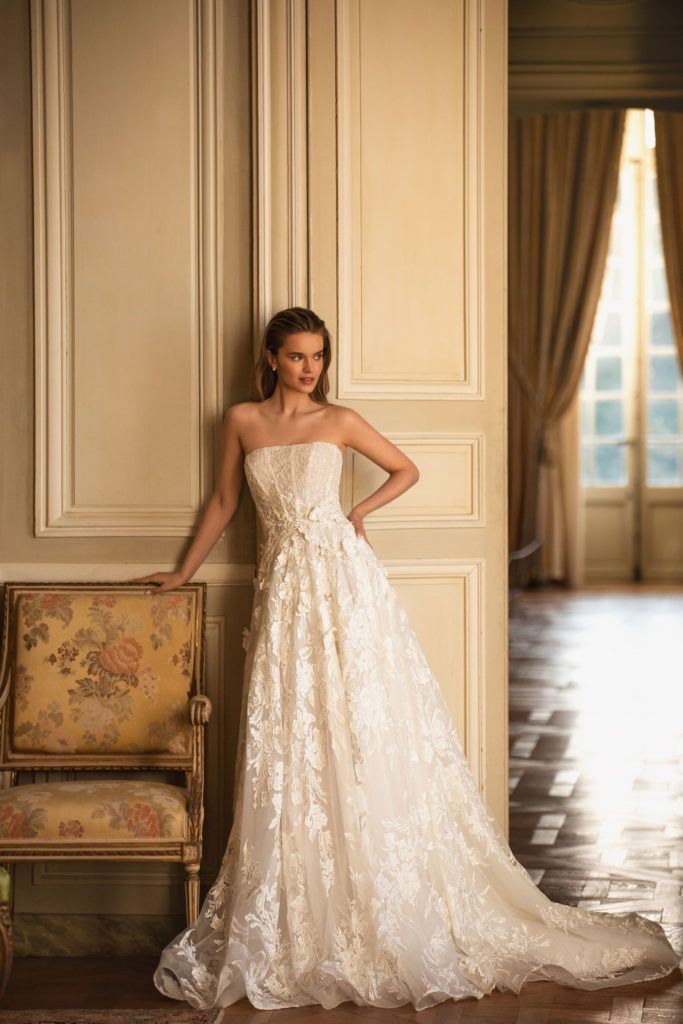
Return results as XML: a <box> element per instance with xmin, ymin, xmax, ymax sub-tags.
<box><xmin>347</xmin><ymin>513</ymin><xmax>372</xmax><ymax>549</ymax></box>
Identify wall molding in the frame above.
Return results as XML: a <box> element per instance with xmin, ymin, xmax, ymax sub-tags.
<box><xmin>342</xmin><ymin>432</ymin><xmax>485</xmax><ymax>529</ymax></box>
<box><xmin>510</xmin><ymin>8</ymin><xmax>683</xmax><ymax>105</ymax></box>
<box><xmin>510</xmin><ymin>63</ymin><xmax>683</xmax><ymax>104</ymax></box>
<box><xmin>0</xmin><ymin>562</ymin><xmax>255</xmax><ymax>585</ymax></box>
<box><xmin>251</xmin><ymin>0</ymin><xmax>309</xmax><ymax>339</ymax></box>
<box><xmin>251</xmin><ymin>0</ymin><xmax>272</xmax><ymax>331</ymax></box>
<box><xmin>384</xmin><ymin>557</ymin><xmax>485</xmax><ymax>794</ymax></box>
<box><xmin>335</xmin><ymin>0</ymin><xmax>485</xmax><ymax>400</ymax></box>
<box><xmin>31</xmin><ymin>0</ymin><xmax>224</xmax><ymax>536</ymax></box>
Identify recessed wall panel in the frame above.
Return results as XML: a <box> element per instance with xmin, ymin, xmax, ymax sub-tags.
<box><xmin>358</xmin><ymin>0</ymin><xmax>464</xmax><ymax>382</ymax></box>
<box><xmin>71</xmin><ymin>0</ymin><xmax>195</xmax><ymax>507</ymax></box>
<box><xmin>33</xmin><ymin>0</ymin><xmax>221</xmax><ymax>535</ymax></box>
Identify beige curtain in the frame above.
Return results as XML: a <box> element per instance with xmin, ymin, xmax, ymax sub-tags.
<box><xmin>508</xmin><ymin>109</ymin><xmax>626</xmax><ymax>589</ymax></box>
<box><xmin>535</xmin><ymin>388</ymin><xmax>585</xmax><ymax>588</ymax></box>
<box><xmin>653</xmin><ymin>111</ymin><xmax>683</xmax><ymax>374</ymax></box>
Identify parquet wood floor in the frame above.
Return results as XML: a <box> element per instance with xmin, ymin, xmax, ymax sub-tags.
<box><xmin>3</xmin><ymin>585</ymin><xmax>682</xmax><ymax>1022</ymax></box>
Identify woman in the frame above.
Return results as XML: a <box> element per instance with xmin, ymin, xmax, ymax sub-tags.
<box><xmin>135</xmin><ymin>307</ymin><xmax>680</xmax><ymax>1011</ymax></box>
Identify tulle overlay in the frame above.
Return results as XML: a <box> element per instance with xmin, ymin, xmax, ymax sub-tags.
<box><xmin>154</xmin><ymin>441</ymin><xmax>680</xmax><ymax>1010</ymax></box>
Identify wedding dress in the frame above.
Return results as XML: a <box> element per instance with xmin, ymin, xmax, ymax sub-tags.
<box><xmin>154</xmin><ymin>440</ymin><xmax>680</xmax><ymax>1010</ymax></box>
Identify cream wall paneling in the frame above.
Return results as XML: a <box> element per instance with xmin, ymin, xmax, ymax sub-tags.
<box><xmin>387</xmin><ymin>558</ymin><xmax>485</xmax><ymax>792</ymax></box>
<box><xmin>250</xmin><ymin>0</ymin><xmax>495</xmax><ymax>405</ymax></box>
<box><xmin>336</xmin><ymin>0</ymin><xmax>484</xmax><ymax>399</ymax></box>
<box><xmin>306</xmin><ymin>0</ymin><xmax>508</xmax><ymax>828</ymax></box>
<box><xmin>31</xmin><ymin>0</ymin><xmax>224</xmax><ymax>536</ymax></box>
<box><xmin>251</xmin><ymin>0</ymin><xmax>309</xmax><ymax>335</ymax></box>
<box><xmin>0</xmin><ymin>564</ymin><xmax>253</xmax><ymax>585</ymax></box>
<box><xmin>342</xmin><ymin>432</ymin><xmax>485</xmax><ymax>529</ymax></box>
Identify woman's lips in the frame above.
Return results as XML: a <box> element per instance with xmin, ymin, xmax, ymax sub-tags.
<box><xmin>301</xmin><ymin>377</ymin><xmax>314</xmax><ymax>383</ymax></box>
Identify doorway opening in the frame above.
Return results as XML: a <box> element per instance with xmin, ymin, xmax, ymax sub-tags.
<box><xmin>579</xmin><ymin>109</ymin><xmax>683</xmax><ymax>582</ymax></box>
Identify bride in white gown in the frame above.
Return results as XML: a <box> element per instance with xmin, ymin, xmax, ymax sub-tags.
<box><xmin>137</xmin><ymin>307</ymin><xmax>680</xmax><ymax>1011</ymax></box>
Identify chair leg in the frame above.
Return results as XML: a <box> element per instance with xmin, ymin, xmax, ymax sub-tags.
<box><xmin>0</xmin><ymin>863</ymin><xmax>13</xmax><ymax>1002</ymax></box>
<box><xmin>0</xmin><ymin>864</ymin><xmax>14</xmax><ymax>920</ymax></box>
<box><xmin>184</xmin><ymin>863</ymin><xmax>200</xmax><ymax>926</ymax></box>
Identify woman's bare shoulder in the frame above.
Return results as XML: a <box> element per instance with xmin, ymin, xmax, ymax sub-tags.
<box><xmin>223</xmin><ymin>400</ymin><xmax>261</xmax><ymax>424</ymax></box>
<box><xmin>324</xmin><ymin>403</ymin><xmax>359</xmax><ymax>420</ymax></box>
<box><xmin>221</xmin><ymin>401</ymin><xmax>265</xmax><ymax>447</ymax></box>
<box><xmin>326</xmin><ymin>404</ymin><xmax>370</xmax><ymax>430</ymax></box>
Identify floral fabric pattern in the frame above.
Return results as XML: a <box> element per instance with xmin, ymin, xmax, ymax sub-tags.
<box><xmin>12</xmin><ymin>591</ymin><xmax>196</xmax><ymax>754</ymax></box>
<box><xmin>0</xmin><ymin>780</ymin><xmax>187</xmax><ymax>841</ymax></box>
<box><xmin>154</xmin><ymin>442</ymin><xmax>680</xmax><ymax>1011</ymax></box>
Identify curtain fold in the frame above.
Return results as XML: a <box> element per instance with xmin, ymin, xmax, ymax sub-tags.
<box><xmin>653</xmin><ymin>110</ymin><xmax>683</xmax><ymax>374</ymax></box>
<box><xmin>508</xmin><ymin>109</ymin><xmax>626</xmax><ymax>589</ymax></box>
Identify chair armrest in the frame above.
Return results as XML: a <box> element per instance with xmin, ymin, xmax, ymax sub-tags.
<box><xmin>189</xmin><ymin>694</ymin><xmax>212</xmax><ymax>725</ymax></box>
<box><xmin>186</xmin><ymin>694</ymin><xmax>212</xmax><ymax>847</ymax></box>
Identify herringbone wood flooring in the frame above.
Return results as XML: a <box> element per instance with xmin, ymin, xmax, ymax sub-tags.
<box><xmin>3</xmin><ymin>585</ymin><xmax>682</xmax><ymax>1022</ymax></box>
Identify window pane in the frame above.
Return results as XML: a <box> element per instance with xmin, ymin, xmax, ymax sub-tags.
<box><xmin>595</xmin><ymin>399</ymin><xmax>623</xmax><ymax>436</ymax></box>
<box><xmin>650</xmin><ymin>312</ymin><xmax>674</xmax><ymax>347</ymax></box>
<box><xmin>595</xmin><ymin>356</ymin><xmax>622</xmax><ymax>391</ymax></box>
<box><xmin>604</xmin><ymin>264</ymin><xmax>621</xmax><ymax>299</ymax></box>
<box><xmin>650</xmin><ymin>263</ymin><xmax>668</xmax><ymax>303</ymax></box>
<box><xmin>580</xmin><ymin>398</ymin><xmax>592</xmax><ymax>434</ymax></box>
<box><xmin>649</xmin><ymin>354</ymin><xmax>679</xmax><ymax>392</ymax></box>
<box><xmin>647</xmin><ymin>399</ymin><xmax>680</xmax><ymax>436</ymax></box>
<box><xmin>608</xmin><ymin>205</ymin><xmax>622</xmax><ymax>255</ymax></box>
<box><xmin>580</xmin><ymin>444</ymin><xmax>592</xmax><ymax>485</ymax></box>
<box><xmin>595</xmin><ymin>444</ymin><xmax>626</xmax><ymax>484</ymax></box>
<box><xmin>648</xmin><ymin>220</ymin><xmax>663</xmax><ymax>260</ymax></box>
<box><xmin>598</xmin><ymin>313</ymin><xmax>621</xmax><ymax>347</ymax></box>
<box><xmin>647</xmin><ymin>444</ymin><xmax>682</xmax><ymax>486</ymax></box>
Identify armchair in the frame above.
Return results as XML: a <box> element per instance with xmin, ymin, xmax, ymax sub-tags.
<box><xmin>0</xmin><ymin>582</ymin><xmax>210</xmax><ymax>928</ymax></box>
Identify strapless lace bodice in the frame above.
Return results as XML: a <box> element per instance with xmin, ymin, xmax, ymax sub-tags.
<box><xmin>243</xmin><ymin>441</ymin><xmax>352</xmax><ymax>560</ymax></box>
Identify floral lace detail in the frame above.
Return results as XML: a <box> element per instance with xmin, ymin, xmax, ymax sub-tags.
<box><xmin>154</xmin><ymin>443</ymin><xmax>681</xmax><ymax>1011</ymax></box>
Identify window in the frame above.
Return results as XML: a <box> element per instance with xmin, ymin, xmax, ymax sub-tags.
<box><xmin>580</xmin><ymin>109</ymin><xmax>683</xmax><ymax>488</ymax></box>
<box><xmin>644</xmin><ymin>145</ymin><xmax>683</xmax><ymax>485</ymax></box>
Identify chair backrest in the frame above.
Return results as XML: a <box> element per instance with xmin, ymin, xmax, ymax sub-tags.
<box><xmin>0</xmin><ymin>583</ymin><xmax>206</xmax><ymax>769</ymax></box>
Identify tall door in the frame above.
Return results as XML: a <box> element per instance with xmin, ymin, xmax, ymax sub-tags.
<box><xmin>256</xmin><ymin>0</ymin><xmax>510</xmax><ymax>828</ymax></box>
<box><xmin>580</xmin><ymin>110</ymin><xmax>683</xmax><ymax>582</ymax></box>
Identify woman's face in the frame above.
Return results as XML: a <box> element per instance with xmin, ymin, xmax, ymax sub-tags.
<box><xmin>271</xmin><ymin>332</ymin><xmax>325</xmax><ymax>393</ymax></box>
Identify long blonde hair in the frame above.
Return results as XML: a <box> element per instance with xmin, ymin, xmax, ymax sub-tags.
<box><xmin>253</xmin><ymin>307</ymin><xmax>332</xmax><ymax>403</ymax></box>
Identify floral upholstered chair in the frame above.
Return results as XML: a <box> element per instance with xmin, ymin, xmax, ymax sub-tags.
<box><xmin>0</xmin><ymin>582</ymin><xmax>210</xmax><ymax>927</ymax></box>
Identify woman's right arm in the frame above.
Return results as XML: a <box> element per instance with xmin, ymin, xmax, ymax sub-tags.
<box><xmin>130</xmin><ymin>406</ymin><xmax>245</xmax><ymax>593</ymax></box>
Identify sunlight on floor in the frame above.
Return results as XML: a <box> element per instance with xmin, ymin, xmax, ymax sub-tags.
<box><xmin>509</xmin><ymin>588</ymin><xmax>683</xmax><ymax>930</ymax></box>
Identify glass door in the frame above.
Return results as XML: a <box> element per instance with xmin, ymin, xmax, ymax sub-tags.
<box><xmin>580</xmin><ymin>109</ymin><xmax>683</xmax><ymax>581</ymax></box>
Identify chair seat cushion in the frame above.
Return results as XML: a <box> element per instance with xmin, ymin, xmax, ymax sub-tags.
<box><xmin>0</xmin><ymin>780</ymin><xmax>188</xmax><ymax>842</ymax></box>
